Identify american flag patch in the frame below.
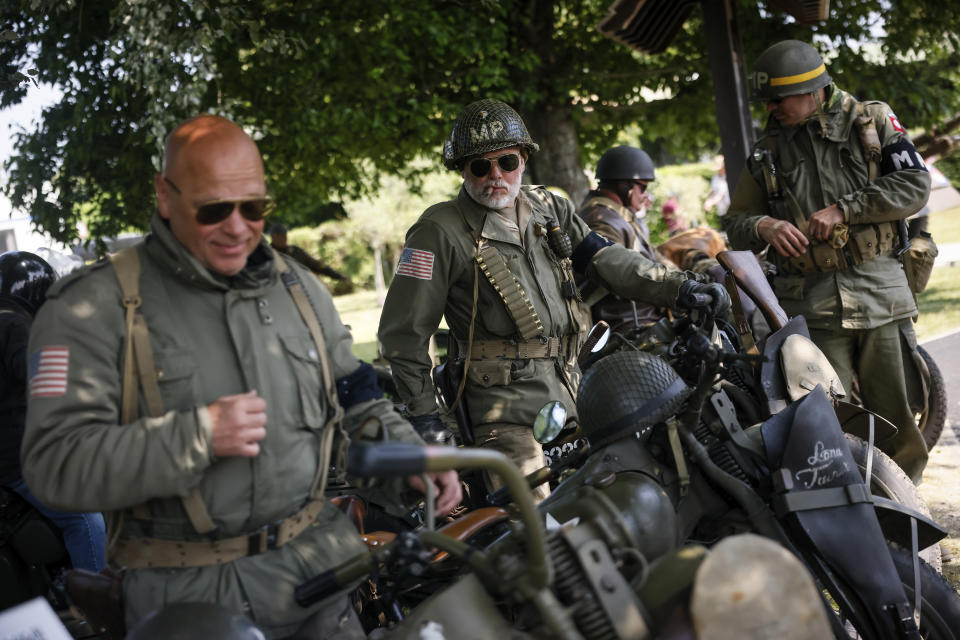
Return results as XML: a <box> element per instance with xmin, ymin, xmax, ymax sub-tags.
<box><xmin>29</xmin><ymin>346</ymin><xmax>69</xmax><ymax>397</ymax></box>
<box><xmin>395</xmin><ymin>248</ymin><xmax>434</xmax><ymax>280</ymax></box>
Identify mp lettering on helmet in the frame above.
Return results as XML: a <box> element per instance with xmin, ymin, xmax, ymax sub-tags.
<box><xmin>751</xmin><ymin>71</ymin><xmax>769</xmax><ymax>90</ymax></box>
<box><xmin>888</xmin><ymin>112</ymin><xmax>906</xmax><ymax>134</ymax></box>
<box><xmin>470</xmin><ymin>119</ymin><xmax>505</xmax><ymax>144</ymax></box>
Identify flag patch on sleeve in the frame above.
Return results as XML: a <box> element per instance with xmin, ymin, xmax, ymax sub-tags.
<box><xmin>395</xmin><ymin>248</ymin><xmax>434</xmax><ymax>280</ymax></box>
<box><xmin>29</xmin><ymin>346</ymin><xmax>69</xmax><ymax>397</ymax></box>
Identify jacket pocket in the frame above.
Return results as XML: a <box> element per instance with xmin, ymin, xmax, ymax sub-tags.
<box><xmin>152</xmin><ymin>351</ymin><xmax>197</xmax><ymax>411</ymax></box>
<box><xmin>279</xmin><ymin>334</ymin><xmax>325</xmax><ymax>427</ymax></box>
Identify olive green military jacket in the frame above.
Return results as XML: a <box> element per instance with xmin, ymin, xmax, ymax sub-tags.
<box><xmin>378</xmin><ymin>186</ymin><xmax>688</xmax><ymax>428</ymax></box>
<box><xmin>726</xmin><ymin>86</ymin><xmax>931</xmax><ymax>330</ymax></box>
<box><xmin>22</xmin><ymin>214</ymin><xmax>423</xmax><ymax>637</ymax></box>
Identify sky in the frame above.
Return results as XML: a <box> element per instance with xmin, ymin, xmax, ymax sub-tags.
<box><xmin>0</xmin><ymin>82</ymin><xmax>61</xmax><ymax>219</ymax></box>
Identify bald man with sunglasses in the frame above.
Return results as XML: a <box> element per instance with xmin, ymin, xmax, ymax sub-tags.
<box><xmin>379</xmin><ymin>100</ymin><xmax>728</xmax><ymax>496</ymax></box>
<box><xmin>22</xmin><ymin>114</ymin><xmax>460</xmax><ymax>638</ymax></box>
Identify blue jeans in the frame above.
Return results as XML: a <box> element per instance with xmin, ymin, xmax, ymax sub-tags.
<box><xmin>9</xmin><ymin>478</ymin><xmax>106</xmax><ymax>572</ymax></box>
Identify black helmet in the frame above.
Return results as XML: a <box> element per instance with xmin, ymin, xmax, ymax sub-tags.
<box><xmin>125</xmin><ymin>602</ymin><xmax>266</xmax><ymax>640</ymax></box>
<box><xmin>596</xmin><ymin>146</ymin><xmax>656</xmax><ymax>182</ymax></box>
<box><xmin>577</xmin><ymin>351</ymin><xmax>691</xmax><ymax>448</ymax></box>
<box><xmin>442</xmin><ymin>99</ymin><xmax>539</xmax><ymax>170</ymax></box>
<box><xmin>0</xmin><ymin>251</ymin><xmax>57</xmax><ymax>314</ymax></box>
<box><xmin>750</xmin><ymin>40</ymin><xmax>831</xmax><ymax>101</ymax></box>
<box><xmin>267</xmin><ymin>222</ymin><xmax>288</xmax><ymax>235</ymax></box>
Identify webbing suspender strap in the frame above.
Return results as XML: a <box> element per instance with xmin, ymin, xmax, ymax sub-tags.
<box><xmin>109</xmin><ymin>248</ymin><xmax>217</xmax><ymax>534</ymax></box>
<box><xmin>274</xmin><ymin>251</ymin><xmax>346</xmax><ymax>499</ymax></box>
<box><xmin>476</xmin><ymin>242</ymin><xmax>544</xmax><ymax>340</ymax></box>
<box><xmin>854</xmin><ymin>102</ymin><xmax>882</xmax><ymax>183</ymax></box>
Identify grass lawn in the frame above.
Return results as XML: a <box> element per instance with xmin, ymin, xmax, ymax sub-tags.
<box><xmin>334</xmin><ymin>206</ymin><xmax>960</xmax><ymax>358</ymax></box>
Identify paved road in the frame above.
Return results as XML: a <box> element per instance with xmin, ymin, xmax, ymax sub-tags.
<box><xmin>918</xmin><ymin>322</ymin><xmax>960</xmax><ymax>587</ymax></box>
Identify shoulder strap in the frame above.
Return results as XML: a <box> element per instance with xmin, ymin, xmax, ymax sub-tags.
<box><xmin>854</xmin><ymin>102</ymin><xmax>882</xmax><ymax>182</ymax></box>
<box><xmin>274</xmin><ymin>251</ymin><xmax>346</xmax><ymax>500</ymax></box>
<box><xmin>109</xmin><ymin>248</ymin><xmax>217</xmax><ymax>535</ymax></box>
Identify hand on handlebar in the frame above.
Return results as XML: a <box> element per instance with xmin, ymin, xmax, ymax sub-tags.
<box><xmin>676</xmin><ymin>280</ymin><xmax>731</xmax><ymax>318</ymax></box>
<box><xmin>407</xmin><ymin>469</ymin><xmax>462</xmax><ymax>515</ymax></box>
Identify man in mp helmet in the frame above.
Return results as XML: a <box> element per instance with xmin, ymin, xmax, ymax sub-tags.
<box><xmin>378</xmin><ymin>99</ymin><xmax>729</xmax><ymax>491</ymax></box>
<box><xmin>725</xmin><ymin>40</ymin><xmax>931</xmax><ymax>482</ymax></box>
<box><xmin>579</xmin><ymin>145</ymin><xmax>674</xmax><ymax>334</ymax></box>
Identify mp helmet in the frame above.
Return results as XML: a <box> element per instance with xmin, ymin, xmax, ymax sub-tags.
<box><xmin>0</xmin><ymin>251</ymin><xmax>57</xmax><ymax>314</ymax></box>
<box><xmin>577</xmin><ymin>351</ymin><xmax>691</xmax><ymax>449</ymax></box>
<box><xmin>596</xmin><ymin>146</ymin><xmax>656</xmax><ymax>182</ymax></box>
<box><xmin>442</xmin><ymin>99</ymin><xmax>539</xmax><ymax>170</ymax></box>
<box><xmin>750</xmin><ymin>40</ymin><xmax>831</xmax><ymax>101</ymax></box>
<box><xmin>125</xmin><ymin>602</ymin><xmax>266</xmax><ymax>640</ymax></box>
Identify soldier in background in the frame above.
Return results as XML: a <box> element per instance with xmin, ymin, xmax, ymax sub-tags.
<box><xmin>579</xmin><ymin>145</ymin><xmax>675</xmax><ymax>334</ymax></box>
<box><xmin>725</xmin><ymin>40</ymin><xmax>931</xmax><ymax>482</ymax></box>
<box><xmin>269</xmin><ymin>222</ymin><xmax>350</xmax><ymax>283</ymax></box>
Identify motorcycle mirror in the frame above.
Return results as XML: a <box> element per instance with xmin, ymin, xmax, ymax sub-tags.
<box><xmin>533</xmin><ymin>401</ymin><xmax>567</xmax><ymax>444</ymax></box>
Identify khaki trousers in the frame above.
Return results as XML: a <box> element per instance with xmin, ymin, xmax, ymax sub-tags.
<box><xmin>809</xmin><ymin>319</ymin><xmax>928</xmax><ymax>483</ymax></box>
<box><xmin>472</xmin><ymin>422</ymin><xmax>550</xmax><ymax>501</ymax></box>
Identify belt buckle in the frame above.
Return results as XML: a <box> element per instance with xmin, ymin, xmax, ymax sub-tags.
<box><xmin>247</xmin><ymin>520</ymin><xmax>282</xmax><ymax>556</ymax></box>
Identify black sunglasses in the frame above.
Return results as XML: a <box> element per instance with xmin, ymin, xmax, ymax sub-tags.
<box><xmin>767</xmin><ymin>97</ymin><xmax>784</xmax><ymax>105</ymax></box>
<box><xmin>632</xmin><ymin>180</ymin><xmax>648</xmax><ymax>193</ymax></box>
<box><xmin>468</xmin><ymin>153</ymin><xmax>521</xmax><ymax>178</ymax></box>
<box><xmin>164</xmin><ymin>177</ymin><xmax>275</xmax><ymax>226</ymax></box>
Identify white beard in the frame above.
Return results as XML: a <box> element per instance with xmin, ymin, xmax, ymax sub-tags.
<box><xmin>465</xmin><ymin>177</ymin><xmax>521</xmax><ymax>210</ymax></box>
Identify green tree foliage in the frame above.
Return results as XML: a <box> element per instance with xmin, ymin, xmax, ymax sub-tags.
<box><xmin>1</xmin><ymin>0</ymin><xmax>958</xmax><ymax>247</ymax></box>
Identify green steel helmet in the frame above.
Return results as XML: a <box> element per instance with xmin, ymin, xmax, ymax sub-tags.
<box><xmin>750</xmin><ymin>40</ymin><xmax>831</xmax><ymax>101</ymax></box>
<box><xmin>442</xmin><ymin>99</ymin><xmax>539</xmax><ymax>170</ymax></box>
<box><xmin>596</xmin><ymin>146</ymin><xmax>656</xmax><ymax>182</ymax></box>
<box><xmin>577</xmin><ymin>351</ymin><xmax>691</xmax><ymax>449</ymax></box>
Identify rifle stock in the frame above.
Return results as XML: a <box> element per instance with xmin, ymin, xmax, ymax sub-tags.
<box><xmin>716</xmin><ymin>250</ymin><xmax>788</xmax><ymax>331</ymax></box>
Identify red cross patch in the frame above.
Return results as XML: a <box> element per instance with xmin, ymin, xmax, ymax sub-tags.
<box><xmin>888</xmin><ymin>113</ymin><xmax>905</xmax><ymax>133</ymax></box>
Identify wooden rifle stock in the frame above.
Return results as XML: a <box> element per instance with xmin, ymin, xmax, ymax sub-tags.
<box><xmin>716</xmin><ymin>251</ymin><xmax>788</xmax><ymax>332</ymax></box>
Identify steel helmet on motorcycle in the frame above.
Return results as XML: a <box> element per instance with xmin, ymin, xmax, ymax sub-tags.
<box><xmin>595</xmin><ymin>146</ymin><xmax>656</xmax><ymax>182</ymax></box>
<box><xmin>577</xmin><ymin>350</ymin><xmax>691</xmax><ymax>449</ymax></box>
<box><xmin>0</xmin><ymin>251</ymin><xmax>57</xmax><ymax>314</ymax></box>
<box><xmin>125</xmin><ymin>602</ymin><xmax>266</xmax><ymax>640</ymax></box>
<box><xmin>750</xmin><ymin>40</ymin><xmax>831</xmax><ymax>101</ymax></box>
<box><xmin>442</xmin><ymin>99</ymin><xmax>539</xmax><ymax>170</ymax></box>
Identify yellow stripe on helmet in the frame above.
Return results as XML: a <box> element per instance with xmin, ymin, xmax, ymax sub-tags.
<box><xmin>769</xmin><ymin>63</ymin><xmax>827</xmax><ymax>87</ymax></box>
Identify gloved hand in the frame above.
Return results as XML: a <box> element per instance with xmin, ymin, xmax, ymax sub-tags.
<box><xmin>676</xmin><ymin>280</ymin><xmax>731</xmax><ymax>318</ymax></box>
<box><xmin>408</xmin><ymin>413</ymin><xmax>457</xmax><ymax>446</ymax></box>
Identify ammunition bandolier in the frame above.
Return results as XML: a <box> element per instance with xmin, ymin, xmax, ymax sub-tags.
<box><xmin>22</xmin><ymin>214</ymin><xmax>424</xmax><ymax>637</ymax></box>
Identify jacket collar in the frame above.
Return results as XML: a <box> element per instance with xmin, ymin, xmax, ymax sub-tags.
<box><xmin>774</xmin><ymin>84</ymin><xmax>855</xmax><ymax>145</ymax></box>
<box><xmin>144</xmin><ymin>212</ymin><xmax>276</xmax><ymax>292</ymax></box>
<box><xmin>455</xmin><ymin>186</ymin><xmax>546</xmax><ymax>248</ymax></box>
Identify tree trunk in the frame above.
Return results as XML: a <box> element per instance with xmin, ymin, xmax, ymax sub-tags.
<box><xmin>373</xmin><ymin>243</ymin><xmax>387</xmax><ymax>305</ymax></box>
<box><xmin>523</xmin><ymin>104</ymin><xmax>591</xmax><ymax>206</ymax></box>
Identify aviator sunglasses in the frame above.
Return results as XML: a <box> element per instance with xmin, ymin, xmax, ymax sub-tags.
<box><xmin>468</xmin><ymin>153</ymin><xmax>521</xmax><ymax>178</ymax></box>
<box><xmin>163</xmin><ymin>177</ymin><xmax>275</xmax><ymax>225</ymax></box>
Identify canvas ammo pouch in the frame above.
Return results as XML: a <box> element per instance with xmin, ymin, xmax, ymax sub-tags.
<box><xmin>903</xmin><ymin>232</ymin><xmax>938</xmax><ymax>294</ymax></box>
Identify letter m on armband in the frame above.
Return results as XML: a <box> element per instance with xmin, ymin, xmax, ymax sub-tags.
<box><xmin>881</xmin><ymin>140</ymin><xmax>927</xmax><ymax>175</ymax></box>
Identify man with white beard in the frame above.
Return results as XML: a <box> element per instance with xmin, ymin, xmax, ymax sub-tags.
<box><xmin>378</xmin><ymin>99</ymin><xmax>727</xmax><ymax>493</ymax></box>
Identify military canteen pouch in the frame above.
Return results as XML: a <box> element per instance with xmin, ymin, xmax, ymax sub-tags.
<box><xmin>904</xmin><ymin>231</ymin><xmax>938</xmax><ymax>294</ymax></box>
